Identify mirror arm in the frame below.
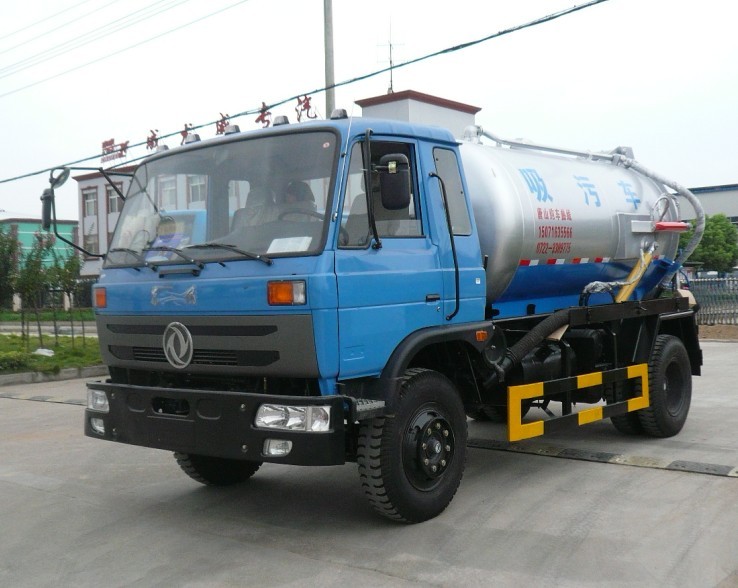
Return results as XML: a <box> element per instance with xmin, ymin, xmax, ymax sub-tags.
<box><xmin>99</xmin><ymin>168</ymin><xmax>127</xmax><ymax>201</ymax></box>
<box><xmin>44</xmin><ymin>187</ymin><xmax>105</xmax><ymax>259</ymax></box>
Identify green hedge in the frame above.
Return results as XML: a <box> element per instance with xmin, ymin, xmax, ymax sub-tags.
<box><xmin>0</xmin><ymin>351</ymin><xmax>31</xmax><ymax>371</ymax></box>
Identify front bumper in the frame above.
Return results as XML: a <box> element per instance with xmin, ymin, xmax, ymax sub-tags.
<box><xmin>85</xmin><ymin>381</ymin><xmax>347</xmax><ymax>465</ymax></box>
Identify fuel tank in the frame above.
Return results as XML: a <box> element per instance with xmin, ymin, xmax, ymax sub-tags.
<box><xmin>458</xmin><ymin>141</ymin><xmax>682</xmax><ymax>314</ymax></box>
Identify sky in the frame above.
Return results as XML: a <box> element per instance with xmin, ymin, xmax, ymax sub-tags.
<box><xmin>0</xmin><ymin>0</ymin><xmax>736</xmax><ymax>220</ymax></box>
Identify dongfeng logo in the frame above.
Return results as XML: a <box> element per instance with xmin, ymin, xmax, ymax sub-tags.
<box><xmin>163</xmin><ymin>322</ymin><xmax>193</xmax><ymax>369</ymax></box>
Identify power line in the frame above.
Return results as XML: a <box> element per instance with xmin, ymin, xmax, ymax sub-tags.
<box><xmin>0</xmin><ymin>0</ymin><xmax>249</xmax><ymax>98</ymax></box>
<box><xmin>0</xmin><ymin>0</ymin><xmax>124</xmax><ymax>58</ymax></box>
<box><xmin>0</xmin><ymin>0</ymin><xmax>192</xmax><ymax>79</ymax></box>
<box><xmin>0</xmin><ymin>0</ymin><xmax>611</xmax><ymax>186</ymax></box>
<box><xmin>0</xmin><ymin>0</ymin><xmax>97</xmax><ymax>43</ymax></box>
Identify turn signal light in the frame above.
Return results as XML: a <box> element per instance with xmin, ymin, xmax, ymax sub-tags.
<box><xmin>267</xmin><ymin>280</ymin><xmax>306</xmax><ymax>305</ymax></box>
<box><xmin>94</xmin><ymin>287</ymin><xmax>107</xmax><ymax>308</ymax></box>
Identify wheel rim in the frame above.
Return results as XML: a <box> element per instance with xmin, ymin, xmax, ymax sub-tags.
<box><xmin>664</xmin><ymin>360</ymin><xmax>686</xmax><ymax>416</ymax></box>
<box><xmin>402</xmin><ymin>405</ymin><xmax>455</xmax><ymax>491</ymax></box>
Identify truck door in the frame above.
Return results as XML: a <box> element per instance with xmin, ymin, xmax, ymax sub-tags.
<box><xmin>335</xmin><ymin>139</ymin><xmax>444</xmax><ymax>379</ymax></box>
<box><xmin>431</xmin><ymin>146</ymin><xmax>485</xmax><ymax>322</ymax></box>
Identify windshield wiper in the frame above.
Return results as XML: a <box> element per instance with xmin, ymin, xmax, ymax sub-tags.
<box><xmin>107</xmin><ymin>247</ymin><xmax>156</xmax><ymax>271</ymax></box>
<box><xmin>142</xmin><ymin>246</ymin><xmax>205</xmax><ymax>269</ymax></box>
<box><xmin>184</xmin><ymin>243</ymin><xmax>273</xmax><ymax>266</ymax></box>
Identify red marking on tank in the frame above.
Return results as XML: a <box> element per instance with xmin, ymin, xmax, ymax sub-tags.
<box><xmin>655</xmin><ymin>221</ymin><xmax>690</xmax><ymax>232</ymax></box>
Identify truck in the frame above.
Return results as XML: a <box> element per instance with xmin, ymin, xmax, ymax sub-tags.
<box><xmin>42</xmin><ymin>103</ymin><xmax>704</xmax><ymax>523</ymax></box>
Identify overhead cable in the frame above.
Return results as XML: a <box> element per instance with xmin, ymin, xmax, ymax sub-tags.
<box><xmin>0</xmin><ymin>0</ymin><xmax>193</xmax><ymax>78</ymax></box>
<box><xmin>0</xmin><ymin>0</ymin><xmax>611</xmax><ymax>186</ymax></box>
<box><xmin>0</xmin><ymin>0</ymin><xmax>96</xmax><ymax>43</ymax></box>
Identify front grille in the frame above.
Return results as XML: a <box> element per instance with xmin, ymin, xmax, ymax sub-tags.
<box><xmin>109</xmin><ymin>345</ymin><xmax>279</xmax><ymax>367</ymax></box>
<box><xmin>133</xmin><ymin>347</ymin><xmax>165</xmax><ymax>362</ymax></box>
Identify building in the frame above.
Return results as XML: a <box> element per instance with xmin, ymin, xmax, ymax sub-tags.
<box><xmin>682</xmin><ymin>184</ymin><xmax>738</xmax><ymax>229</ymax></box>
<box><xmin>355</xmin><ymin>89</ymin><xmax>481</xmax><ymax>138</ymax></box>
<box><xmin>74</xmin><ymin>166</ymin><xmax>134</xmax><ymax>277</ymax></box>
<box><xmin>0</xmin><ymin>214</ymin><xmax>77</xmax><ymax>268</ymax></box>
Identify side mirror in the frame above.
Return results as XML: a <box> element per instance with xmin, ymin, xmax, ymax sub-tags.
<box><xmin>41</xmin><ymin>188</ymin><xmax>54</xmax><ymax>231</ymax></box>
<box><xmin>378</xmin><ymin>153</ymin><xmax>411</xmax><ymax>210</ymax></box>
<box><xmin>50</xmin><ymin>167</ymin><xmax>70</xmax><ymax>189</ymax></box>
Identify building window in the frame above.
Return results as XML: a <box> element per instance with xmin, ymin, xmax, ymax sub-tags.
<box><xmin>83</xmin><ymin>233</ymin><xmax>99</xmax><ymax>257</ymax></box>
<box><xmin>159</xmin><ymin>176</ymin><xmax>177</xmax><ymax>210</ymax></box>
<box><xmin>188</xmin><ymin>175</ymin><xmax>207</xmax><ymax>207</ymax></box>
<box><xmin>83</xmin><ymin>187</ymin><xmax>97</xmax><ymax>217</ymax></box>
<box><xmin>107</xmin><ymin>183</ymin><xmax>123</xmax><ymax>214</ymax></box>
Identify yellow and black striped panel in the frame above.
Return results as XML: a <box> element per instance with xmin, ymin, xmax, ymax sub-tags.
<box><xmin>507</xmin><ymin>364</ymin><xmax>649</xmax><ymax>442</ymax></box>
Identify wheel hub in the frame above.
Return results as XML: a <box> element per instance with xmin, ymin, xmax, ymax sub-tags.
<box><xmin>403</xmin><ymin>411</ymin><xmax>455</xmax><ymax>486</ymax></box>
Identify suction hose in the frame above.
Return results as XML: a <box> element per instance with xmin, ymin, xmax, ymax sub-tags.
<box><xmin>483</xmin><ymin>308</ymin><xmax>571</xmax><ymax>389</ymax></box>
<box><xmin>613</xmin><ymin>154</ymin><xmax>705</xmax><ymax>285</ymax></box>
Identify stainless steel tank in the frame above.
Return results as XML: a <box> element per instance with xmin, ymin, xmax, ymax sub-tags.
<box><xmin>458</xmin><ymin>141</ymin><xmax>682</xmax><ymax>313</ymax></box>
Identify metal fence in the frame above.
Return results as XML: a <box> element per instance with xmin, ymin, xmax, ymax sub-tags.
<box><xmin>690</xmin><ymin>278</ymin><xmax>738</xmax><ymax>325</ymax></box>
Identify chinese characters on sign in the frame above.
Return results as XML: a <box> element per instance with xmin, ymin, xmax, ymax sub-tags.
<box><xmin>255</xmin><ymin>102</ymin><xmax>272</xmax><ymax>128</ymax></box>
<box><xmin>295</xmin><ymin>95</ymin><xmax>317</xmax><ymax>122</ymax></box>
<box><xmin>215</xmin><ymin>113</ymin><xmax>229</xmax><ymax>135</ymax></box>
<box><xmin>180</xmin><ymin>123</ymin><xmax>193</xmax><ymax>145</ymax></box>
<box><xmin>101</xmin><ymin>138</ymin><xmax>129</xmax><ymax>163</ymax></box>
<box><xmin>146</xmin><ymin>129</ymin><xmax>159</xmax><ymax>150</ymax></box>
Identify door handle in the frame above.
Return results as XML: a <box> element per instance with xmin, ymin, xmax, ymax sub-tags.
<box><xmin>425</xmin><ymin>294</ymin><xmax>441</xmax><ymax>302</ymax></box>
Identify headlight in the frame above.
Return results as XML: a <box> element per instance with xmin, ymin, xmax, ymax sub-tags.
<box><xmin>87</xmin><ymin>389</ymin><xmax>109</xmax><ymax>413</ymax></box>
<box><xmin>255</xmin><ymin>404</ymin><xmax>331</xmax><ymax>432</ymax></box>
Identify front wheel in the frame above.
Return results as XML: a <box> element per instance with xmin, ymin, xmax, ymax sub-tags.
<box><xmin>174</xmin><ymin>453</ymin><xmax>262</xmax><ymax>485</ymax></box>
<box><xmin>638</xmin><ymin>334</ymin><xmax>692</xmax><ymax>437</ymax></box>
<box><xmin>357</xmin><ymin>368</ymin><xmax>467</xmax><ymax>523</ymax></box>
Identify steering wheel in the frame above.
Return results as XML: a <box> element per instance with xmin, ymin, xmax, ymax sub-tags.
<box><xmin>278</xmin><ymin>209</ymin><xmax>324</xmax><ymax>221</ymax></box>
<box><xmin>278</xmin><ymin>209</ymin><xmax>350</xmax><ymax>245</ymax></box>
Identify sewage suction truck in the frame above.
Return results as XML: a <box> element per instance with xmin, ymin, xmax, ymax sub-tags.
<box><xmin>42</xmin><ymin>103</ymin><xmax>703</xmax><ymax>523</ymax></box>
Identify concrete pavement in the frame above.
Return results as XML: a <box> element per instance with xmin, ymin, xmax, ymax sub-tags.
<box><xmin>0</xmin><ymin>341</ymin><xmax>736</xmax><ymax>587</ymax></box>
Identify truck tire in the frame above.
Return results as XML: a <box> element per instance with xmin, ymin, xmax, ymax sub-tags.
<box><xmin>605</xmin><ymin>382</ymin><xmax>644</xmax><ymax>435</ymax></box>
<box><xmin>357</xmin><ymin>368</ymin><xmax>467</xmax><ymax>523</ymax></box>
<box><xmin>637</xmin><ymin>335</ymin><xmax>692</xmax><ymax>438</ymax></box>
<box><xmin>174</xmin><ymin>453</ymin><xmax>262</xmax><ymax>485</ymax></box>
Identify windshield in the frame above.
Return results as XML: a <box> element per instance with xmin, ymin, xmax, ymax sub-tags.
<box><xmin>106</xmin><ymin>130</ymin><xmax>338</xmax><ymax>268</ymax></box>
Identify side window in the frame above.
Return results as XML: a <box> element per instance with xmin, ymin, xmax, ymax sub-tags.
<box><xmin>433</xmin><ymin>148</ymin><xmax>471</xmax><ymax>236</ymax></box>
<box><xmin>340</xmin><ymin>141</ymin><xmax>422</xmax><ymax>247</ymax></box>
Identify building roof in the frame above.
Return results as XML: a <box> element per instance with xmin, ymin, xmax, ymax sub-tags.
<box><xmin>0</xmin><ymin>213</ymin><xmax>76</xmax><ymax>224</ymax></box>
<box><xmin>355</xmin><ymin>90</ymin><xmax>481</xmax><ymax>115</ymax></box>
<box><xmin>689</xmin><ymin>183</ymin><xmax>738</xmax><ymax>194</ymax></box>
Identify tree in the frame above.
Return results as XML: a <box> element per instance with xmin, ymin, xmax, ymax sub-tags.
<box><xmin>679</xmin><ymin>213</ymin><xmax>738</xmax><ymax>275</ymax></box>
<box><xmin>0</xmin><ymin>228</ymin><xmax>19</xmax><ymax>309</ymax></box>
<box><xmin>53</xmin><ymin>250</ymin><xmax>83</xmax><ymax>347</ymax></box>
<box><xmin>16</xmin><ymin>234</ymin><xmax>53</xmax><ymax>347</ymax></box>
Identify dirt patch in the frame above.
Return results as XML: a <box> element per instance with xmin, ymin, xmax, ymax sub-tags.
<box><xmin>698</xmin><ymin>324</ymin><xmax>738</xmax><ymax>340</ymax></box>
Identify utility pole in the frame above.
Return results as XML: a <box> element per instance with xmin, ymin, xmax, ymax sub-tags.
<box><xmin>324</xmin><ymin>0</ymin><xmax>335</xmax><ymax>116</ymax></box>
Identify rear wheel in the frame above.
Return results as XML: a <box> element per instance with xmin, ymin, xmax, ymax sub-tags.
<box><xmin>357</xmin><ymin>368</ymin><xmax>467</xmax><ymax>523</ymax></box>
<box><xmin>638</xmin><ymin>335</ymin><xmax>692</xmax><ymax>437</ymax></box>
<box><xmin>174</xmin><ymin>453</ymin><xmax>262</xmax><ymax>485</ymax></box>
